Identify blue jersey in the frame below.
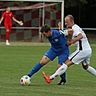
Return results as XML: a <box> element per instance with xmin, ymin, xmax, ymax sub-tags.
<box><xmin>48</xmin><ymin>29</ymin><xmax>68</xmax><ymax>54</ymax></box>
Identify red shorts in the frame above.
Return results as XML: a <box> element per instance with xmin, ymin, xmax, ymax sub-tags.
<box><xmin>4</xmin><ymin>24</ymin><xmax>12</xmax><ymax>31</ymax></box>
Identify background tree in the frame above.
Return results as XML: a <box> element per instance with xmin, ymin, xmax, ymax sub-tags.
<box><xmin>65</xmin><ymin>0</ymin><xmax>87</xmax><ymax>8</ymax></box>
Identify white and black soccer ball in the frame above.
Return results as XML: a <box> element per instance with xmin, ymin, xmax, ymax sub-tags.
<box><xmin>20</xmin><ymin>75</ymin><xmax>31</xmax><ymax>85</ymax></box>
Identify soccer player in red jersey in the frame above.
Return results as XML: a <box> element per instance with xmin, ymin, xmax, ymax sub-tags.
<box><xmin>0</xmin><ymin>7</ymin><xmax>23</xmax><ymax>45</ymax></box>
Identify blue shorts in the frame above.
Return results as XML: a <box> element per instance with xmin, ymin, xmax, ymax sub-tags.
<box><xmin>44</xmin><ymin>48</ymin><xmax>69</xmax><ymax>65</ymax></box>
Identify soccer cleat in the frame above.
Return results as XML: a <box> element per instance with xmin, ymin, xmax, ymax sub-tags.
<box><xmin>6</xmin><ymin>40</ymin><xmax>10</xmax><ymax>45</ymax></box>
<box><xmin>57</xmin><ymin>79</ymin><xmax>66</xmax><ymax>85</ymax></box>
<box><xmin>42</xmin><ymin>72</ymin><xmax>51</xmax><ymax>84</ymax></box>
<box><xmin>6</xmin><ymin>42</ymin><xmax>10</xmax><ymax>45</ymax></box>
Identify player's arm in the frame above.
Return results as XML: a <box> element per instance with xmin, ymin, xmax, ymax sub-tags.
<box><xmin>0</xmin><ymin>16</ymin><xmax>4</xmax><ymax>24</ymax></box>
<box><xmin>12</xmin><ymin>17</ymin><xmax>23</xmax><ymax>26</ymax></box>
<box><xmin>0</xmin><ymin>12</ymin><xmax>5</xmax><ymax>24</ymax></box>
<box><xmin>60</xmin><ymin>28</ymin><xmax>73</xmax><ymax>36</ymax></box>
<box><xmin>58</xmin><ymin>22</ymin><xmax>62</xmax><ymax>30</ymax></box>
<box><xmin>67</xmin><ymin>33</ymin><xmax>83</xmax><ymax>45</ymax></box>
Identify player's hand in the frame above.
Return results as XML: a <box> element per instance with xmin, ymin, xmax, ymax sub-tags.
<box><xmin>19</xmin><ymin>21</ymin><xmax>23</xmax><ymax>26</ymax></box>
<box><xmin>67</xmin><ymin>40</ymin><xmax>73</xmax><ymax>46</ymax></box>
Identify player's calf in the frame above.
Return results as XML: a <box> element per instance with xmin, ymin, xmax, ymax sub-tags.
<box><xmin>82</xmin><ymin>63</ymin><xmax>96</xmax><ymax>76</ymax></box>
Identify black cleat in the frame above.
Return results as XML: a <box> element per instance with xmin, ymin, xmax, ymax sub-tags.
<box><xmin>57</xmin><ymin>79</ymin><xmax>66</xmax><ymax>85</ymax></box>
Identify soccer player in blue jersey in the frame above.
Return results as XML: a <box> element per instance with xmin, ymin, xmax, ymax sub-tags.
<box><xmin>21</xmin><ymin>25</ymin><xmax>69</xmax><ymax>85</ymax></box>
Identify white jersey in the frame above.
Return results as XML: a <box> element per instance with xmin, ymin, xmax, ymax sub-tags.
<box><xmin>68</xmin><ymin>24</ymin><xmax>92</xmax><ymax>64</ymax></box>
<box><xmin>72</xmin><ymin>24</ymin><xmax>91</xmax><ymax>51</ymax></box>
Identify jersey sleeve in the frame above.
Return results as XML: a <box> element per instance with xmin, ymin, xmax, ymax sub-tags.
<box><xmin>72</xmin><ymin>25</ymin><xmax>82</xmax><ymax>37</ymax></box>
<box><xmin>56</xmin><ymin>30</ymin><xmax>63</xmax><ymax>36</ymax></box>
<box><xmin>59</xmin><ymin>30</ymin><xmax>68</xmax><ymax>36</ymax></box>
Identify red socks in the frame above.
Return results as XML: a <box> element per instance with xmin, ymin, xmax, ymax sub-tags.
<box><xmin>6</xmin><ymin>31</ymin><xmax>10</xmax><ymax>41</ymax></box>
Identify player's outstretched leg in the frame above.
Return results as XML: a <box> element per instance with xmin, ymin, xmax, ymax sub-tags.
<box><xmin>50</xmin><ymin>63</ymin><xmax>68</xmax><ymax>80</ymax></box>
<box><xmin>43</xmin><ymin>73</ymin><xmax>67</xmax><ymax>85</ymax></box>
<box><xmin>28</xmin><ymin>63</ymin><xmax>43</xmax><ymax>77</ymax></box>
<box><xmin>27</xmin><ymin>56</ymin><xmax>50</xmax><ymax>78</ymax></box>
<box><xmin>42</xmin><ymin>63</ymin><xmax>68</xmax><ymax>84</ymax></box>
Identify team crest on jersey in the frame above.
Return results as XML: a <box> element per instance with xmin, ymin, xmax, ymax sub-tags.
<box><xmin>54</xmin><ymin>39</ymin><xmax>59</xmax><ymax>42</ymax></box>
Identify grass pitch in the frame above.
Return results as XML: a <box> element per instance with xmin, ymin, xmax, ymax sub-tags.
<box><xmin>0</xmin><ymin>42</ymin><xmax>96</xmax><ymax>96</ymax></box>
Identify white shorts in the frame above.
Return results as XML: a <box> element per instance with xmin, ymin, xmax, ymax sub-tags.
<box><xmin>69</xmin><ymin>50</ymin><xmax>92</xmax><ymax>64</ymax></box>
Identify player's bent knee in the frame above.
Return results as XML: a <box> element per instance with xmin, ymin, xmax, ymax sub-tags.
<box><xmin>40</xmin><ymin>60</ymin><xmax>46</xmax><ymax>65</ymax></box>
<box><xmin>65</xmin><ymin>59</ymin><xmax>73</xmax><ymax>67</ymax></box>
<box><xmin>82</xmin><ymin>64</ymin><xmax>88</xmax><ymax>70</ymax></box>
<box><xmin>57</xmin><ymin>64</ymin><xmax>61</xmax><ymax>69</ymax></box>
<box><xmin>40</xmin><ymin>56</ymin><xmax>50</xmax><ymax>65</ymax></box>
<box><xmin>6</xmin><ymin>29</ymin><xmax>10</xmax><ymax>32</ymax></box>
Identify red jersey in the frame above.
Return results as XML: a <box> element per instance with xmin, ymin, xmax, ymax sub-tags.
<box><xmin>2</xmin><ymin>11</ymin><xmax>13</xmax><ymax>25</ymax></box>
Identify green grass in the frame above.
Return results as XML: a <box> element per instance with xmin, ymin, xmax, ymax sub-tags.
<box><xmin>0</xmin><ymin>43</ymin><xmax>96</xmax><ymax>96</ymax></box>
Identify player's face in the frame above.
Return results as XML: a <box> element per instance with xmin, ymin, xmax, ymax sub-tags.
<box><xmin>43</xmin><ymin>31</ymin><xmax>52</xmax><ymax>38</ymax></box>
<box><xmin>65</xmin><ymin>16</ymin><xmax>73</xmax><ymax>28</ymax></box>
<box><xmin>6</xmin><ymin>7</ymin><xmax>11</xmax><ymax>12</ymax></box>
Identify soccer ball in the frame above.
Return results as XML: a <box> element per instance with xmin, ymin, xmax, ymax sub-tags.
<box><xmin>20</xmin><ymin>75</ymin><xmax>31</xmax><ymax>85</ymax></box>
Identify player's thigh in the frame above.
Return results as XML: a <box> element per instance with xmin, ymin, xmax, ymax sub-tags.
<box><xmin>44</xmin><ymin>48</ymin><xmax>57</xmax><ymax>61</ymax></box>
<box><xmin>40</xmin><ymin>48</ymin><xmax>57</xmax><ymax>65</ymax></box>
<box><xmin>9</xmin><ymin>24</ymin><xmax>12</xmax><ymax>30</ymax></box>
<box><xmin>4</xmin><ymin>24</ymin><xmax>11</xmax><ymax>32</ymax></box>
<box><xmin>69</xmin><ymin>50</ymin><xmax>91</xmax><ymax>65</ymax></box>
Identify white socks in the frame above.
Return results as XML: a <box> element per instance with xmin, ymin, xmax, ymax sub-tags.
<box><xmin>87</xmin><ymin>66</ymin><xmax>96</xmax><ymax>76</ymax></box>
<box><xmin>49</xmin><ymin>64</ymin><xmax>96</xmax><ymax>80</ymax></box>
<box><xmin>50</xmin><ymin>63</ymin><xmax>68</xmax><ymax>80</ymax></box>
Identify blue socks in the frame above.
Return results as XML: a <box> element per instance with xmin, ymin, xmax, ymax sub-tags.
<box><xmin>28</xmin><ymin>63</ymin><xmax>42</xmax><ymax>77</ymax></box>
<box><xmin>28</xmin><ymin>62</ymin><xmax>66</xmax><ymax>81</ymax></box>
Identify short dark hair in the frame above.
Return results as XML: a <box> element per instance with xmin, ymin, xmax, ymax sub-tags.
<box><xmin>40</xmin><ymin>25</ymin><xmax>51</xmax><ymax>33</ymax></box>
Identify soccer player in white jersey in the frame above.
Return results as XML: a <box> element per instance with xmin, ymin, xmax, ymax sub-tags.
<box><xmin>42</xmin><ymin>15</ymin><xmax>96</xmax><ymax>84</ymax></box>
